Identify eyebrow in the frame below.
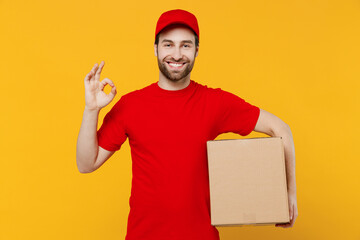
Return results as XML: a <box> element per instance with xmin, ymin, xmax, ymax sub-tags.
<box><xmin>161</xmin><ymin>39</ymin><xmax>194</xmax><ymax>44</ymax></box>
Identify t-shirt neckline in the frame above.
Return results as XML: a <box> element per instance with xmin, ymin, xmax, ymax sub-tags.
<box><xmin>152</xmin><ymin>79</ymin><xmax>195</xmax><ymax>97</ymax></box>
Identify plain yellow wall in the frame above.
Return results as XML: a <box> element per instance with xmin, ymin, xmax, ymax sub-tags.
<box><xmin>1</xmin><ymin>0</ymin><xmax>359</xmax><ymax>239</ymax></box>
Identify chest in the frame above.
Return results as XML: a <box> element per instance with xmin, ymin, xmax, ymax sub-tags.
<box><xmin>125</xmin><ymin>97</ymin><xmax>218</xmax><ymax>148</ymax></box>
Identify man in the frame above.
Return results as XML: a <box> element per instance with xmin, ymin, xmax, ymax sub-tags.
<box><xmin>76</xmin><ymin>9</ymin><xmax>298</xmax><ymax>240</ymax></box>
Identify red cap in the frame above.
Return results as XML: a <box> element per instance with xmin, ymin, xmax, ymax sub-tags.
<box><xmin>155</xmin><ymin>9</ymin><xmax>199</xmax><ymax>42</ymax></box>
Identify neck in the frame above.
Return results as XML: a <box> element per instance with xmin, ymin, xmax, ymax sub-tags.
<box><xmin>158</xmin><ymin>73</ymin><xmax>191</xmax><ymax>91</ymax></box>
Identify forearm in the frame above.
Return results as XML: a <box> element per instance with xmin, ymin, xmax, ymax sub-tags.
<box><xmin>76</xmin><ymin>108</ymin><xmax>101</xmax><ymax>173</ymax></box>
<box><xmin>271</xmin><ymin>125</ymin><xmax>297</xmax><ymax>195</ymax></box>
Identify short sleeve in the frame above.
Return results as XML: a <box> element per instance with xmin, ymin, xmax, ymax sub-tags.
<box><xmin>216</xmin><ymin>89</ymin><xmax>260</xmax><ymax>136</ymax></box>
<box><xmin>97</xmin><ymin>96</ymin><xmax>128</xmax><ymax>151</ymax></box>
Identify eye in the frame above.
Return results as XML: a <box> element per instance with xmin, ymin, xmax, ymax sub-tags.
<box><xmin>184</xmin><ymin>44</ymin><xmax>189</xmax><ymax>48</ymax></box>
<box><xmin>164</xmin><ymin>44</ymin><xmax>171</xmax><ymax>47</ymax></box>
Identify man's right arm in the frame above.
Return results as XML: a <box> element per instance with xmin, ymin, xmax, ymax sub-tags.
<box><xmin>76</xmin><ymin>61</ymin><xmax>117</xmax><ymax>173</ymax></box>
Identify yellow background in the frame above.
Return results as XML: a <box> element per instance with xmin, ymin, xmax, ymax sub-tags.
<box><xmin>1</xmin><ymin>0</ymin><xmax>359</xmax><ymax>239</ymax></box>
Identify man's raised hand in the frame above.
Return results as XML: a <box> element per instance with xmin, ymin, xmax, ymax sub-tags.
<box><xmin>84</xmin><ymin>61</ymin><xmax>117</xmax><ymax>111</ymax></box>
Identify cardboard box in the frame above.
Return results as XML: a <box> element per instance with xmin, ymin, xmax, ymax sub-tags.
<box><xmin>206</xmin><ymin>137</ymin><xmax>290</xmax><ymax>226</ymax></box>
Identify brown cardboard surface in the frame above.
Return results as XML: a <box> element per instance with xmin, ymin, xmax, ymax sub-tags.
<box><xmin>206</xmin><ymin>137</ymin><xmax>290</xmax><ymax>226</ymax></box>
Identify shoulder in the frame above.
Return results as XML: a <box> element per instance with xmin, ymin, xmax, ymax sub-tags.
<box><xmin>111</xmin><ymin>82</ymin><xmax>155</xmax><ymax>111</ymax></box>
<box><xmin>121</xmin><ymin>82</ymin><xmax>155</xmax><ymax>100</ymax></box>
<box><xmin>197</xmin><ymin>82</ymin><xmax>253</xmax><ymax>107</ymax></box>
<box><xmin>194</xmin><ymin>81</ymin><xmax>223</xmax><ymax>96</ymax></box>
<box><xmin>114</xmin><ymin>88</ymin><xmax>144</xmax><ymax>105</ymax></box>
<box><xmin>196</xmin><ymin>82</ymin><xmax>243</xmax><ymax>103</ymax></box>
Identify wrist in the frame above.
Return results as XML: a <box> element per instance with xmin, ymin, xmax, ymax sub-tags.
<box><xmin>84</xmin><ymin>106</ymin><xmax>101</xmax><ymax>113</ymax></box>
<box><xmin>287</xmin><ymin>187</ymin><xmax>297</xmax><ymax>195</ymax></box>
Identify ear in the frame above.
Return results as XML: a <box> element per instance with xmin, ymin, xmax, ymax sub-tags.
<box><xmin>195</xmin><ymin>46</ymin><xmax>199</xmax><ymax>57</ymax></box>
<box><xmin>154</xmin><ymin>44</ymin><xmax>157</xmax><ymax>57</ymax></box>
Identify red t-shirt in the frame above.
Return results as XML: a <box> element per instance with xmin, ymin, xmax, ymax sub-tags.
<box><xmin>97</xmin><ymin>79</ymin><xmax>260</xmax><ymax>240</ymax></box>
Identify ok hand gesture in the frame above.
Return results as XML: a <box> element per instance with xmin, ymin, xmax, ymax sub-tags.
<box><xmin>84</xmin><ymin>61</ymin><xmax>117</xmax><ymax>111</ymax></box>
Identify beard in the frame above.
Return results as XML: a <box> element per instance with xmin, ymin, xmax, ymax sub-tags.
<box><xmin>157</xmin><ymin>51</ymin><xmax>196</xmax><ymax>82</ymax></box>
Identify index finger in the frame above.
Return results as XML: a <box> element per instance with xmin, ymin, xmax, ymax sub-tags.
<box><xmin>85</xmin><ymin>63</ymin><xmax>98</xmax><ymax>82</ymax></box>
<box><xmin>95</xmin><ymin>61</ymin><xmax>105</xmax><ymax>82</ymax></box>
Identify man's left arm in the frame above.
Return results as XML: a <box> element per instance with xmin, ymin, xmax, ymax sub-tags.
<box><xmin>253</xmin><ymin>108</ymin><xmax>298</xmax><ymax>228</ymax></box>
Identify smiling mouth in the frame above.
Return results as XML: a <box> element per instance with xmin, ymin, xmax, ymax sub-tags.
<box><xmin>166</xmin><ymin>62</ymin><xmax>186</xmax><ymax>69</ymax></box>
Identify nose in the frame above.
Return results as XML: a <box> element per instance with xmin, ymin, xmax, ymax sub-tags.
<box><xmin>172</xmin><ymin>46</ymin><xmax>182</xmax><ymax>61</ymax></box>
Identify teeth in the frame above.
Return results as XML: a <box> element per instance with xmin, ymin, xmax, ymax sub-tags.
<box><xmin>169</xmin><ymin>62</ymin><xmax>183</xmax><ymax>67</ymax></box>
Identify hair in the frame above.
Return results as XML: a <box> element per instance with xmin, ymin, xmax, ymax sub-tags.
<box><xmin>154</xmin><ymin>30</ymin><xmax>199</xmax><ymax>48</ymax></box>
